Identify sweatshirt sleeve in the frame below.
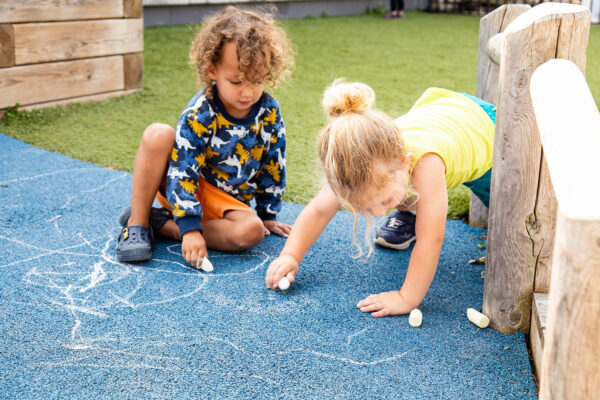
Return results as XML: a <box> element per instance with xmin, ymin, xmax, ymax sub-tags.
<box><xmin>166</xmin><ymin>102</ymin><xmax>212</xmax><ymax>236</ymax></box>
<box><xmin>253</xmin><ymin>105</ymin><xmax>286</xmax><ymax>221</ymax></box>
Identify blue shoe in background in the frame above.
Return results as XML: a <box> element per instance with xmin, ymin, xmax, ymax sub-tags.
<box><xmin>374</xmin><ymin>210</ymin><xmax>416</xmax><ymax>250</ymax></box>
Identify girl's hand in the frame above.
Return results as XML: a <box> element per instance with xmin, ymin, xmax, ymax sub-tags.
<box><xmin>265</xmin><ymin>254</ymin><xmax>299</xmax><ymax>289</ymax></box>
<box><xmin>263</xmin><ymin>220</ymin><xmax>292</xmax><ymax>238</ymax></box>
<box><xmin>356</xmin><ymin>291</ymin><xmax>415</xmax><ymax>317</ymax></box>
<box><xmin>181</xmin><ymin>230</ymin><xmax>208</xmax><ymax>268</ymax></box>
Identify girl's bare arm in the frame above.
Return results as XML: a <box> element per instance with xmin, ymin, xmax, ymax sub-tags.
<box><xmin>265</xmin><ymin>187</ymin><xmax>340</xmax><ymax>289</ymax></box>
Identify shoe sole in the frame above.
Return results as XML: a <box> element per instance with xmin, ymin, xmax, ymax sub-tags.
<box><xmin>374</xmin><ymin>236</ymin><xmax>416</xmax><ymax>250</ymax></box>
<box><xmin>116</xmin><ymin>246</ymin><xmax>152</xmax><ymax>262</ymax></box>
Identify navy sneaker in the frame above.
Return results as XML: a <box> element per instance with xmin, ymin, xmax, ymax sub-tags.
<box><xmin>116</xmin><ymin>225</ymin><xmax>153</xmax><ymax>262</ymax></box>
<box><xmin>115</xmin><ymin>206</ymin><xmax>172</xmax><ymax>262</ymax></box>
<box><xmin>118</xmin><ymin>205</ymin><xmax>172</xmax><ymax>234</ymax></box>
<box><xmin>374</xmin><ymin>210</ymin><xmax>416</xmax><ymax>250</ymax></box>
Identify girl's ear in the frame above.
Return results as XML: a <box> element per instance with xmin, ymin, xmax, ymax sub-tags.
<box><xmin>402</xmin><ymin>152</ymin><xmax>413</xmax><ymax>172</ymax></box>
<box><xmin>207</xmin><ymin>64</ymin><xmax>217</xmax><ymax>81</ymax></box>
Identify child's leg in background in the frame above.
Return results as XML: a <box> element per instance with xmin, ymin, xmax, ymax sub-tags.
<box><xmin>128</xmin><ymin>123</ymin><xmax>174</xmax><ymax>227</ymax></box>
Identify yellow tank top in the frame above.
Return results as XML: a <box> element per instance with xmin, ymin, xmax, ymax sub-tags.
<box><xmin>394</xmin><ymin>88</ymin><xmax>495</xmax><ymax>189</ymax></box>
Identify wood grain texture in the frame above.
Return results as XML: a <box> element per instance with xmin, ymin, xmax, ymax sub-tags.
<box><xmin>531</xmin><ymin>58</ymin><xmax>599</xmax><ymax>400</ymax></box>
<box><xmin>470</xmin><ymin>4</ymin><xmax>529</xmax><ymax>229</ymax></box>
<box><xmin>529</xmin><ymin>292</ymin><xmax>548</xmax><ymax>380</ymax></box>
<box><xmin>16</xmin><ymin>89</ymin><xmax>140</xmax><ymax>111</ymax></box>
<box><xmin>123</xmin><ymin>0</ymin><xmax>143</xmax><ymax>18</ymax></box>
<box><xmin>483</xmin><ymin>3</ymin><xmax>589</xmax><ymax>334</ymax></box>
<box><xmin>0</xmin><ymin>0</ymin><xmax>124</xmax><ymax>23</ymax></box>
<box><xmin>13</xmin><ymin>19</ymin><xmax>143</xmax><ymax>65</ymax></box>
<box><xmin>540</xmin><ymin>215</ymin><xmax>600</xmax><ymax>400</ymax></box>
<box><xmin>0</xmin><ymin>56</ymin><xmax>124</xmax><ymax>108</ymax></box>
<box><xmin>0</xmin><ymin>24</ymin><xmax>15</xmax><ymax>68</ymax></box>
<box><xmin>123</xmin><ymin>53</ymin><xmax>143</xmax><ymax>90</ymax></box>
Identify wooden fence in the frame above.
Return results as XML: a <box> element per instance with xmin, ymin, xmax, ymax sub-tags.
<box><xmin>0</xmin><ymin>0</ymin><xmax>143</xmax><ymax>112</ymax></box>
<box><xmin>471</xmin><ymin>3</ymin><xmax>599</xmax><ymax>398</ymax></box>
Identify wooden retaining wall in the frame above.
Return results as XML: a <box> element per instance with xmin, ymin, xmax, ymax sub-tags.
<box><xmin>0</xmin><ymin>0</ymin><xmax>144</xmax><ymax>112</ymax></box>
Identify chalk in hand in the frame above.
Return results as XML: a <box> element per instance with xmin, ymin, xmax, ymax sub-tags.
<box><xmin>278</xmin><ymin>276</ymin><xmax>290</xmax><ymax>291</ymax></box>
<box><xmin>467</xmin><ymin>308</ymin><xmax>490</xmax><ymax>328</ymax></box>
<box><xmin>408</xmin><ymin>308</ymin><xmax>422</xmax><ymax>327</ymax></box>
<box><xmin>196</xmin><ymin>257</ymin><xmax>214</xmax><ymax>272</ymax></box>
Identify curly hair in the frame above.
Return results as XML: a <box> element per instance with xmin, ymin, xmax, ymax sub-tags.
<box><xmin>190</xmin><ymin>6</ymin><xmax>294</xmax><ymax>98</ymax></box>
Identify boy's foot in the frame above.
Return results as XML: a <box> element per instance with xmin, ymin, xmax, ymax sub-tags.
<box><xmin>118</xmin><ymin>206</ymin><xmax>173</xmax><ymax>235</ymax></box>
<box><xmin>115</xmin><ymin>206</ymin><xmax>173</xmax><ymax>262</ymax></box>
<box><xmin>116</xmin><ymin>225</ymin><xmax>153</xmax><ymax>262</ymax></box>
<box><xmin>383</xmin><ymin>11</ymin><xmax>396</xmax><ymax>19</ymax></box>
<box><xmin>374</xmin><ymin>210</ymin><xmax>416</xmax><ymax>250</ymax></box>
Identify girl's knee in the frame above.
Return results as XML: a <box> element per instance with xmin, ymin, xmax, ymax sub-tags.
<box><xmin>142</xmin><ymin>123</ymin><xmax>175</xmax><ymax>150</ymax></box>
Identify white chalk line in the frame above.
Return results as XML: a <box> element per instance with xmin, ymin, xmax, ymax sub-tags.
<box><xmin>347</xmin><ymin>329</ymin><xmax>368</xmax><ymax>347</ymax></box>
<box><xmin>34</xmin><ymin>360</ymin><xmax>276</xmax><ymax>384</ymax></box>
<box><xmin>206</xmin><ymin>335</ymin><xmax>408</xmax><ymax>366</ymax></box>
<box><xmin>0</xmin><ymin>167</ymin><xmax>102</xmax><ymax>185</ymax></box>
<box><xmin>166</xmin><ymin>245</ymin><xmax>271</xmax><ymax>276</ymax></box>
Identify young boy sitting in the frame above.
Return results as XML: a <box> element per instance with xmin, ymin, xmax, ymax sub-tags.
<box><xmin>116</xmin><ymin>6</ymin><xmax>294</xmax><ymax>268</ymax></box>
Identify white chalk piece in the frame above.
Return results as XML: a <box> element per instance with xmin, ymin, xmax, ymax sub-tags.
<box><xmin>198</xmin><ymin>257</ymin><xmax>214</xmax><ymax>272</ymax></box>
<box><xmin>278</xmin><ymin>276</ymin><xmax>290</xmax><ymax>291</ymax></box>
<box><xmin>408</xmin><ymin>308</ymin><xmax>422</xmax><ymax>327</ymax></box>
<box><xmin>467</xmin><ymin>308</ymin><xmax>490</xmax><ymax>328</ymax></box>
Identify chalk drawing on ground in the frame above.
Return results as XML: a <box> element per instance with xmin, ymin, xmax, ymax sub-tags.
<box><xmin>0</xmin><ymin>164</ymin><xmax>410</xmax><ymax>387</ymax></box>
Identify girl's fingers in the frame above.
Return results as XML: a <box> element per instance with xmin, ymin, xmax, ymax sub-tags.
<box><xmin>286</xmin><ymin>272</ymin><xmax>295</xmax><ymax>283</ymax></box>
<box><xmin>356</xmin><ymin>295</ymin><xmax>378</xmax><ymax>308</ymax></box>
<box><xmin>359</xmin><ymin>303</ymin><xmax>383</xmax><ymax>313</ymax></box>
<box><xmin>371</xmin><ymin>309</ymin><xmax>390</xmax><ymax>318</ymax></box>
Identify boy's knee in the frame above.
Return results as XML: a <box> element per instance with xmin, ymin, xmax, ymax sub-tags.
<box><xmin>142</xmin><ymin>123</ymin><xmax>175</xmax><ymax>150</ymax></box>
<box><xmin>230</xmin><ymin>216</ymin><xmax>265</xmax><ymax>251</ymax></box>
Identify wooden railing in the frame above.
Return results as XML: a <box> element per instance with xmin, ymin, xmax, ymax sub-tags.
<box><xmin>471</xmin><ymin>3</ymin><xmax>599</xmax><ymax>398</ymax></box>
<box><xmin>530</xmin><ymin>58</ymin><xmax>600</xmax><ymax>400</ymax></box>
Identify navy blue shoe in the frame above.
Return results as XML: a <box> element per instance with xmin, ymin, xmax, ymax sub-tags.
<box><xmin>116</xmin><ymin>225</ymin><xmax>153</xmax><ymax>262</ymax></box>
<box><xmin>374</xmin><ymin>210</ymin><xmax>416</xmax><ymax>250</ymax></box>
<box><xmin>118</xmin><ymin>206</ymin><xmax>172</xmax><ymax>235</ymax></box>
<box><xmin>115</xmin><ymin>206</ymin><xmax>172</xmax><ymax>262</ymax></box>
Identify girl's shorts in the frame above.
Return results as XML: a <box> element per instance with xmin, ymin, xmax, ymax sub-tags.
<box><xmin>155</xmin><ymin>178</ymin><xmax>252</xmax><ymax>222</ymax></box>
<box><xmin>460</xmin><ymin>92</ymin><xmax>496</xmax><ymax>208</ymax></box>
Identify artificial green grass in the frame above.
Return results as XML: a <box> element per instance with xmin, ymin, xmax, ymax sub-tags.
<box><xmin>2</xmin><ymin>11</ymin><xmax>599</xmax><ymax>220</ymax></box>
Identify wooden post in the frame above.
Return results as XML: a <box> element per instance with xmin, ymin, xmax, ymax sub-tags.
<box><xmin>530</xmin><ymin>59</ymin><xmax>600</xmax><ymax>400</ymax></box>
<box><xmin>482</xmin><ymin>3</ymin><xmax>590</xmax><ymax>333</ymax></box>
<box><xmin>469</xmin><ymin>4</ymin><xmax>529</xmax><ymax>229</ymax></box>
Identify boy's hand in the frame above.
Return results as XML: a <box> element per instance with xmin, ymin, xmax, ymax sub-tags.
<box><xmin>262</xmin><ymin>220</ymin><xmax>292</xmax><ymax>238</ymax></box>
<box><xmin>181</xmin><ymin>230</ymin><xmax>208</xmax><ymax>268</ymax></box>
<box><xmin>265</xmin><ymin>254</ymin><xmax>298</xmax><ymax>289</ymax></box>
<box><xmin>356</xmin><ymin>291</ymin><xmax>415</xmax><ymax>317</ymax></box>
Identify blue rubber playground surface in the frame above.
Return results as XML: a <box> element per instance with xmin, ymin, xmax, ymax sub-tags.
<box><xmin>0</xmin><ymin>133</ymin><xmax>537</xmax><ymax>399</ymax></box>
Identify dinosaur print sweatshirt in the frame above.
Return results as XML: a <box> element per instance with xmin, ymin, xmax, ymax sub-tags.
<box><xmin>166</xmin><ymin>86</ymin><xmax>286</xmax><ymax>236</ymax></box>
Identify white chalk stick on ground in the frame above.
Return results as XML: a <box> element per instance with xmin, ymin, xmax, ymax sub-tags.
<box><xmin>467</xmin><ymin>308</ymin><xmax>490</xmax><ymax>328</ymax></box>
<box><xmin>408</xmin><ymin>308</ymin><xmax>422</xmax><ymax>327</ymax></box>
<box><xmin>278</xmin><ymin>276</ymin><xmax>290</xmax><ymax>291</ymax></box>
<box><xmin>199</xmin><ymin>257</ymin><xmax>214</xmax><ymax>272</ymax></box>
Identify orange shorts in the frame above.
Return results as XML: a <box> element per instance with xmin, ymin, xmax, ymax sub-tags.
<box><xmin>155</xmin><ymin>178</ymin><xmax>252</xmax><ymax>222</ymax></box>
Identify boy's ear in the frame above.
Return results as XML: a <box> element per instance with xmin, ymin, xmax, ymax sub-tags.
<box><xmin>207</xmin><ymin>64</ymin><xmax>217</xmax><ymax>81</ymax></box>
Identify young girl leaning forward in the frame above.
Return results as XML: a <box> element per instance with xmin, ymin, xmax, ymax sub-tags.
<box><xmin>265</xmin><ymin>80</ymin><xmax>495</xmax><ymax>317</ymax></box>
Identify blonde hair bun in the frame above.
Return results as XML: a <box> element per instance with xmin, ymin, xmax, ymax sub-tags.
<box><xmin>322</xmin><ymin>79</ymin><xmax>375</xmax><ymax>118</ymax></box>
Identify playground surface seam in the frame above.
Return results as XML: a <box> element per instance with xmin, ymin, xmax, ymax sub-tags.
<box><xmin>0</xmin><ymin>133</ymin><xmax>537</xmax><ymax>399</ymax></box>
